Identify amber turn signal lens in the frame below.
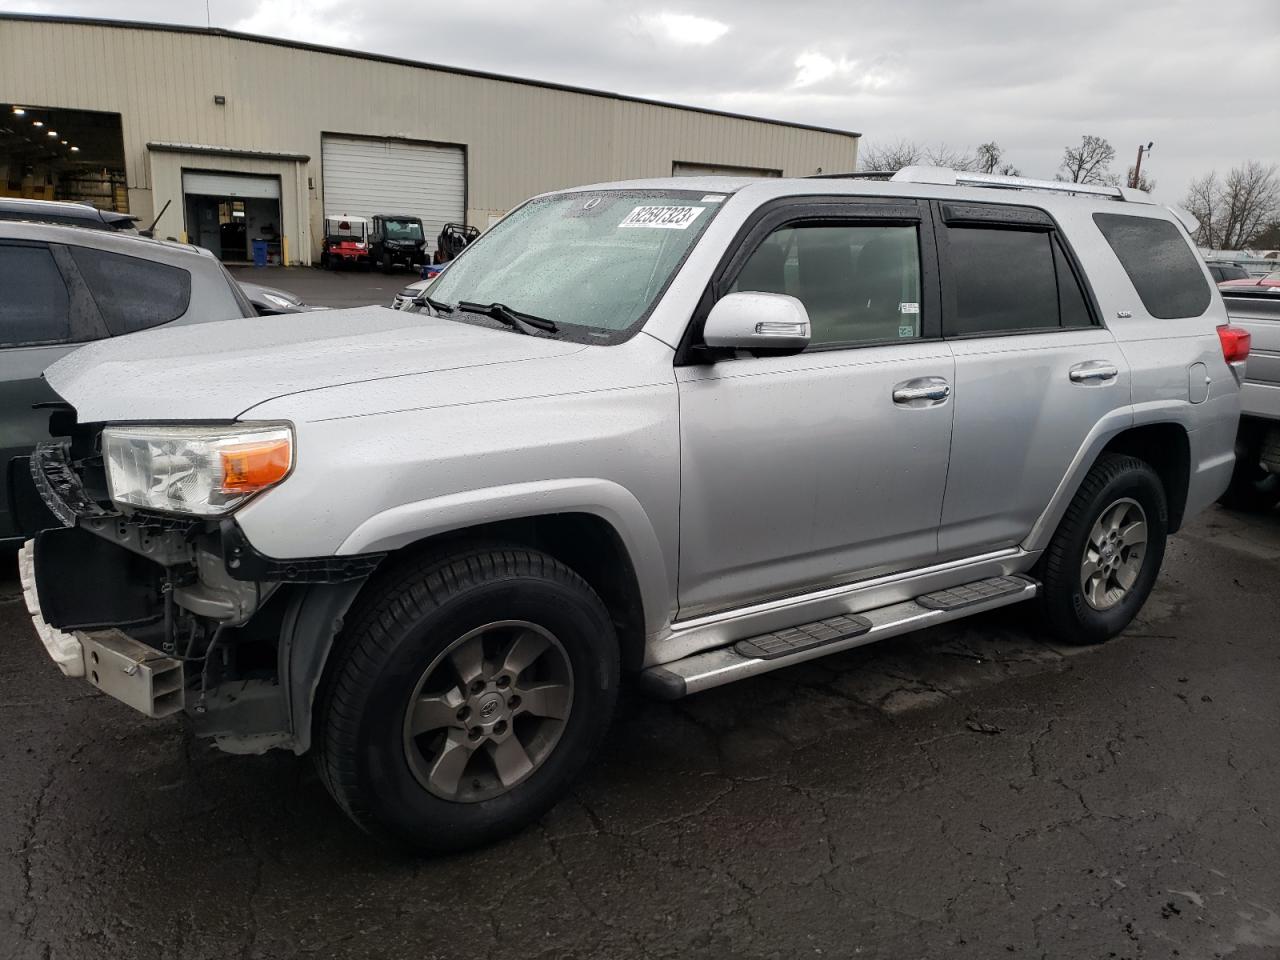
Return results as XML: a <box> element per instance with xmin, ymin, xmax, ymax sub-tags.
<box><xmin>219</xmin><ymin>439</ymin><xmax>292</xmax><ymax>493</ymax></box>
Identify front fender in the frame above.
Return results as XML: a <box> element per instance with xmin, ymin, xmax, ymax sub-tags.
<box><xmin>338</xmin><ymin>477</ymin><xmax>672</xmax><ymax>638</ymax></box>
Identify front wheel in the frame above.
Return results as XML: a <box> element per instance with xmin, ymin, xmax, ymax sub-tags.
<box><xmin>1036</xmin><ymin>453</ymin><xmax>1168</xmax><ymax>645</ymax></box>
<box><xmin>315</xmin><ymin>546</ymin><xmax>619</xmax><ymax>853</ymax></box>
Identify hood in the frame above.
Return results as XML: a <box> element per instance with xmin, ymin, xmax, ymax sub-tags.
<box><xmin>45</xmin><ymin>305</ymin><xmax>585</xmax><ymax>422</ymax></box>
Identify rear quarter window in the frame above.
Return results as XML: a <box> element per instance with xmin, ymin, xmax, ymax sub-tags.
<box><xmin>69</xmin><ymin>246</ymin><xmax>193</xmax><ymax>335</ymax></box>
<box><xmin>1093</xmin><ymin>213</ymin><xmax>1211</xmax><ymax>319</ymax></box>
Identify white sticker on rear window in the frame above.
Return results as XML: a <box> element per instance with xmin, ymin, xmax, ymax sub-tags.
<box><xmin>619</xmin><ymin>205</ymin><xmax>706</xmax><ymax>230</ymax></box>
<box><xmin>899</xmin><ymin>302</ymin><xmax>920</xmax><ymax>314</ymax></box>
<box><xmin>700</xmin><ymin>194</ymin><xmax>727</xmax><ymax>203</ymax></box>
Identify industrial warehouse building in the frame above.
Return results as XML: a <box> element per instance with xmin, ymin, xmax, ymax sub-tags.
<box><xmin>0</xmin><ymin>14</ymin><xmax>860</xmax><ymax>265</ymax></box>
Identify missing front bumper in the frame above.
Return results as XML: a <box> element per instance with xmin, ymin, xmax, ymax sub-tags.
<box><xmin>17</xmin><ymin>540</ymin><xmax>83</xmax><ymax>678</ymax></box>
<box><xmin>20</xmin><ymin>541</ymin><xmax>183</xmax><ymax>717</ymax></box>
<box><xmin>80</xmin><ymin>629</ymin><xmax>185</xmax><ymax>718</ymax></box>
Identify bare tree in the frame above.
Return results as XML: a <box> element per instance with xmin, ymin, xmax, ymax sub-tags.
<box><xmin>1253</xmin><ymin>221</ymin><xmax>1280</xmax><ymax>250</ymax></box>
<box><xmin>860</xmin><ymin>139</ymin><xmax>925</xmax><ymax>172</ymax></box>
<box><xmin>1057</xmin><ymin>135</ymin><xmax>1118</xmax><ymax>185</ymax></box>
<box><xmin>1126</xmin><ymin>165</ymin><xmax>1156</xmax><ymax>193</ymax></box>
<box><xmin>973</xmin><ymin>142</ymin><xmax>1022</xmax><ymax>177</ymax></box>
<box><xmin>860</xmin><ymin>139</ymin><xmax>983</xmax><ymax>173</ymax></box>
<box><xmin>1183</xmin><ymin>162</ymin><xmax>1280</xmax><ymax>249</ymax></box>
<box><xmin>1184</xmin><ymin>172</ymin><xmax>1222</xmax><ymax>247</ymax></box>
<box><xmin>975</xmin><ymin>142</ymin><xmax>1003</xmax><ymax>174</ymax></box>
<box><xmin>923</xmin><ymin>143</ymin><xmax>978</xmax><ymax>172</ymax></box>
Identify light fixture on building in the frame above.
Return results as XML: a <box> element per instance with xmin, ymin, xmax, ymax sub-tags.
<box><xmin>12</xmin><ymin>106</ymin><xmax>24</xmax><ymax>115</ymax></box>
<box><xmin>32</xmin><ymin>120</ymin><xmax>43</xmax><ymax>127</ymax></box>
<box><xmin>70</xmin><ymin>146</ymin><xmax>79</xmax><ymax>152</ymax></box>
<box><xmin>213</xmin><ymin>94</ymin><xmax>226</xmax><ymax>105</ymax></box>
<box><xmin>47</xmin><ymin>130</ymin><xmax>57</xmax><ymax>137</ymax></box>
<box><xmin>60</xmin><ymin>140</ymin><xmax>67</xmax><ymax>145</ymax></box>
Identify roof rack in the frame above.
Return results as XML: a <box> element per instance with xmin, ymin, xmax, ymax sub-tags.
<box><xmin>806</xmin><ymin>171</ymin><xmax>895</xmax><ymax>180</ymax></box>
<box><xmin>889</xmin><ymin>165</ymin><xmax>1155</xmax><ymax>204</ymax></box>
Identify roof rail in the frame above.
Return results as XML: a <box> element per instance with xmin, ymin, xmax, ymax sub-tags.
<box><xmin>806</xmin><ymin>171</ymin><xmax>895</xmax><ymax>180</ymax></box>
<box><xmin>889</xmin><ymin>166</ymin><xmax>1156</xmax><ymax>204</ymax></box>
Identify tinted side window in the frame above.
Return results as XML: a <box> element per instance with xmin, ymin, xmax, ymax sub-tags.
<box><xmin>0</xmin><ymin>243</ymin><xmax>71</xmax><ymax>347</ymax></box>
<box><xmin>732</xmin><ymin>223</ymin><xmax>922</xmax><ymax>347</ymax></box>
<box><xmin>946</xmin><ymin>227</ymin><xmax>1059</xmax><ymax>335</ymax></box>
<box><xmin>1094</xmin><ymin>213</ymin><xmax>1211</xmax><ymax>319</ymax></box>
<box><xmin>69</xmin><ymin>246</ymin><xmax>192</xmax><ymax>335</ymax></box>
<box><xmin>1053</xmin><ymin>238</ymin><xmax>1093</xmax><ymax>328</ymax></box>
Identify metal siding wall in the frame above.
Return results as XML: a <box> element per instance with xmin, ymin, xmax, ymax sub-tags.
<box><xmin>0</xmin><ymin>20</ymin><xmax>859</xmax><ymax>257</ymax></box>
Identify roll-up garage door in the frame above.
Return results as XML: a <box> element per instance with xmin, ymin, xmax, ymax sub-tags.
<box><xmin>322</xmin><ymin>135</ymin><xmax>465</xmax><ymax>242</ymax></box>
<box><xmin>182</xmin><ymin>171</ymin><xmax>281</xmax><ymax>198</ymax></box>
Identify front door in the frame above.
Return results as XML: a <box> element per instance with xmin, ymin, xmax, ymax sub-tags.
<box><xmin>676</xmin><ymin>199</ymin><xmax>955</xmax><ymax>618</ymax></box>
<box><xmin>932</xmin><ymin>202</ymin><xmax>1131</xmax><ymax>556</ymax></box>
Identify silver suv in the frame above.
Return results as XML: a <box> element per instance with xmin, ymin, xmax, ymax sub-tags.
<box><xmin>18</xmin><ymin>168</ymin><xmax>1245</xmax><ymax>852</ymax></box>
<box><xmin>1220</xmin><ymin>291</ymin><xmax>1280</xmax><ymax>510</ymax></box>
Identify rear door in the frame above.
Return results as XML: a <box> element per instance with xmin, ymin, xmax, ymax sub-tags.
<box><xmin>933</xmin><ymin>202</ymin><xmax>1131</xmax><ymax>557</ymax></box>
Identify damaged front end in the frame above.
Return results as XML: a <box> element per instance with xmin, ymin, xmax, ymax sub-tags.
<box><xmin>17</xmin><ymin>429</ymin><xmax>383</xmax><ymax>755</ymax></box>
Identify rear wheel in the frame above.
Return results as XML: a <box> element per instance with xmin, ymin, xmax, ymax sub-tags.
<box><xmin>1036</xmin><ymin>453</ymin><xmax>1168</xmax><ymax>644</ymax></box>
<box><xmin>315</xmin><ymin>546</ymin><xmax>619</xmax><ymax>853</ymax></box>
<box><xmin>1219</xmin><ymin>426</ymin><xmax>1280</xmax><ymax>512</ymax></box>
<box><xmin>381</xmin><ymin>251</ymin><xmax>394</xmax><ymax>274</ymax></box>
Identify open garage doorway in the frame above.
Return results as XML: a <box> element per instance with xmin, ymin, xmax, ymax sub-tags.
<box><xmin>182</xmin><ymin>171</ymin><xmax>282</xmax><ymax>263</ymax></box>
<box><xmin>1</xmin><ymin>103</ymin><xmax>128</xmax><ymax>211</ymax></box>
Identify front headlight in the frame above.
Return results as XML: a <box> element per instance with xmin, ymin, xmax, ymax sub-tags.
<box><xmin>102</xmin><ymin>424</ymin><xmax>293</xmax><ymax>516</ymax></box>
<box><xmin>259</xmin><ymin>292</ymin><xmax>297</xmax><ymax>310</ymax></box>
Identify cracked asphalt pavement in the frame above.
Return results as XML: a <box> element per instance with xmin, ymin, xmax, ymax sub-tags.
<box><xmin>3</xmin><ymin>505</ymin><xmax>1280</xmax><ymax>959</ymax></box>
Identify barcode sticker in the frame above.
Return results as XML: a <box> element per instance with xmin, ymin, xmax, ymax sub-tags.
<box><xmin>618</xmin><ymin>205</ymin><xmax>706</xmax><ymax>230</ymax></box>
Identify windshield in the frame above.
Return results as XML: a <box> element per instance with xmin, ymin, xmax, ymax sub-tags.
<box><xmin>428</xmin><ymin>190</ymin><xmax>723</xmax><ymax>342</ymax></box>
<box><xmin>385</xmin><ymin>219</ymin><xmax>424</xmax><ymax>241</ymax></box>
<box><xmin>327</xmin><ymin>220</ymin><xmax>366</xmax><ymax>240</ymax></box>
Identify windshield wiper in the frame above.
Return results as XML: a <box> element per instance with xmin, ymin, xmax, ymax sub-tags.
<box><xmin>457</xmin><ymin>300</ymin><xmax>559</xmax><ymax>335</ymax></box>
<box><xmin>411</xmin><ymin>291</ymin><xmax>456</xmax><ymax>315</ymax></box>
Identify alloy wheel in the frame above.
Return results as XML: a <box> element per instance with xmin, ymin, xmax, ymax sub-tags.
<box><xmin>1080</xmin><ymin>497</ymin><xmax>1148</xmax><ymax>611</ymax></box>
<box><xmin>402</xmin><ymin>620</ymin><xmax>574</xmax><ymax>803</ymax></box>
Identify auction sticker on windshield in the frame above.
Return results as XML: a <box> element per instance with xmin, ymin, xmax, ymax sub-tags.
<box><xmin>618</xmin><ymin>205</ymin><xmax>706</xmax><ymax>230</ymax></box>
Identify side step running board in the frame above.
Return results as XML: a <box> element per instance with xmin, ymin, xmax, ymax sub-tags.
<box><xmin>641</xmin><ymin>575</ymin><xmax>1037</xmax><ymax>699</ymax></box>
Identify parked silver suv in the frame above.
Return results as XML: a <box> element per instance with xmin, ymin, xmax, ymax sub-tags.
<box><xmin>18</xmin><ymin>168</ymin><xmax>1245</xmax><ymax>852</ymax></box>
<box><xmin>1220</xmin><ymin>291</ymin><xmax>1280</xmax><ymax>510</ymax></box>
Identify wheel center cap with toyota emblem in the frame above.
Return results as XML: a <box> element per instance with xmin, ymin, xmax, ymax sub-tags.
<box><xmin>478</xmin><ymin>693</ymin><xmax>504</xmax><ymax>721</ymax></box>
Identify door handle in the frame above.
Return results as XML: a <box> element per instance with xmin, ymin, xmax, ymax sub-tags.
<box><xmin>893</xmin><ymin>377</ymin><xmax>951</xmax><ymax>406</ymax></box>
<box><xmin>1069</xmin><ymin>361</ymin><xmax>1119</xmax><ymax>384</ymax></box>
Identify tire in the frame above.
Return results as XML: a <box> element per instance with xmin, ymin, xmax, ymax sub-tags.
<box><xmin>1036</xmin><ymin>453</ymin><xmax>1168</xmax><ymax>645</ymax></box>
<box><xmin>381</xmin><ymin>251</ymin><xmax>393</xmax><ymax>274</ymax></box>
<box><xmin>1218</xmin><ymin>430</ymin><xmax>1280</xmax><ymax>512</ymax></box>
<box><xmin>315</xmin><ymin>545</ymin><xmax>619</xmax><ymax>853</ymax></box>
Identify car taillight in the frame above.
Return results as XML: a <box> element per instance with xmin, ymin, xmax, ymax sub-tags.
<box><xmin>1218</xmin><ymin>324</ymin><xmax>1251</xmax><ymax>364</ymax></box>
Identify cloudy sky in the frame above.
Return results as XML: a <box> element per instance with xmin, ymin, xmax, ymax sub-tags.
<box><xmin>9</xmin><ymin>0</ymin><xmax>1279</xmax><ymax>200</ymax></box>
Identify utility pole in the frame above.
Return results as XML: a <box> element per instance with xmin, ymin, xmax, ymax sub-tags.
<box><xmin>1131</xmin><ymin>141</ymin><xmax>1153</xmax><ymax>189</ymax></box>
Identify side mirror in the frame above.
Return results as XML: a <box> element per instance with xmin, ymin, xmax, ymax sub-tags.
<box><xmin>702</xmin><ymin>292</ymin><xmax>810</xmax><ymax>354</ymax></box>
